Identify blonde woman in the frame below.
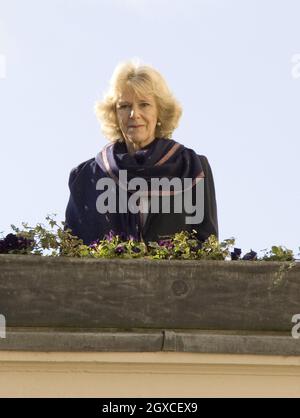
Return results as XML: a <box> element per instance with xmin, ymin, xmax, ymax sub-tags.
<box><xmin>65</xmin><ymin>60</ymin><xmax>218</xmax><ymax>245</ymax></box>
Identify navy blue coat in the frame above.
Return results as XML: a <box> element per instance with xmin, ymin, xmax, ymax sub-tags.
<box><xmin>65</xmin><ymin>150</ymin><xmax>218</xmax><ymax>246</ymax></box>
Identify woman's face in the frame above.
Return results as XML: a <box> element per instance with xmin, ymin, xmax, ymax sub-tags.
<box><xmin>116</xmin><ymin>87</ymin><xmax>158</xmax><ymax>150</ymax></box>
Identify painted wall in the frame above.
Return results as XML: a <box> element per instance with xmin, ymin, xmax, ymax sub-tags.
<box><xmin>1</xmin><ymin>352</ymin><xmax>300</xmax><ymax>397</ymax></box>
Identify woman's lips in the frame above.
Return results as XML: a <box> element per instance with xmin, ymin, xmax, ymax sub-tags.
<box><xmin>128</xmin><ymin>125</ymin><xmax>144</xmax><ymax>129</ymax></box>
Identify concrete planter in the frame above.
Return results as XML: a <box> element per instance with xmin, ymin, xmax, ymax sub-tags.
<box><xmin>0</xmin><ymin>254</ymin><xmax>299</xmax><ymax>355</ymax></box>
<box><xmin>0</xmin><ymin>254</ymin><xmax>299</xmax><ymax>330</ymax></box>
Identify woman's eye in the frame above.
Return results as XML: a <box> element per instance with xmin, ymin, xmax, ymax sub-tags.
<box><xmin>118</xmin><ymin>104</ymin><xmax>129</xmax><ymax>109</ymax></box>
<box><xmin>140</xmin><ymin>102</ymin><xmax>149</xmax><ymax>107</ymax></box>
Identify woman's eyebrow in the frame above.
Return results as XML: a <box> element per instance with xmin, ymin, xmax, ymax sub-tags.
<box><xmin>117</xmin><ymin>98</ymin><xmax>151</xmax><ymax>104</ymax></box>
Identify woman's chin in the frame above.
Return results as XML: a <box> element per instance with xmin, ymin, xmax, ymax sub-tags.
<box><xmin>127</xmin><ymin>136</ymin><xmax>145</xmax><ymax>145</ymax></box>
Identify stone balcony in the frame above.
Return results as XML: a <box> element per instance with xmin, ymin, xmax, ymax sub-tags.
<box><xmin>0</xmin><ymin>254</ymin><xmax>300</xmax><ymax>397</ymax></box>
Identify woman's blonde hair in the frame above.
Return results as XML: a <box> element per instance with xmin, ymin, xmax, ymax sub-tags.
<box><xmin>94</xmin><ymin>59</ymin><xmax>182</xmax><ymax>141</ymax></box>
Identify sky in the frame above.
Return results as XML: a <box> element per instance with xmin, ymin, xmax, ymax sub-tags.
<box><xmin>0</xmin><ymin>0</ymin><xmax>299</xmax><ymax>256</ymax></box>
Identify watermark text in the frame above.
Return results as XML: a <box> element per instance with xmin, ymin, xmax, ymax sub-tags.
<box><xmin>291</xmin><ymin>314</ymin><xmax>300</xmax><ymax>339</ymax></box>
<box><xmin>95</xmin><ymin>170</ymin><xmax>205</xmax><ymax>224</ymax></box>
<box><xmin>0</xmin><ymin>314</ymin><xmax>6</xmax><ymax>339</ymax></box>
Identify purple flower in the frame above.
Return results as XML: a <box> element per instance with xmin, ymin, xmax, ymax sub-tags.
<box><xmin>115</xmin><ymin>245</ymin><xmax>125</xmax><ymax>255</ymax></box>
<box><xmin>0</xmin><ymin>234</ymin><xmax>34</xmax><ymax>253</ymax></box>
<box><xmin>0</xmin><ymin>240</ymin><xmax>6</xmax><ymax>253</ymax></box>
<box><xmin>89</xmin><ymin>239</ymin><xmax>100</xmax><ymax>249</ymax></box>
<box><xmin>231</xmin><ymin>248</ymin><xmax>242</xmax><ymax>260</ymax></box>
<box><xmin>158</xmin><ymin>239</ymin><xmax>174</xmax><ymax>249</ymax></box>
<box><xmin>4</xmin><ymin>233</ymin><xmax>19</xmax><ymax>249</ymax></box>
<box><xmin>234</xmin><ymin>248</ymin><xmax>242</xmax><ymax>256</ymax></box>
<box><xmin>242</xmin><ymin>250</ymin><xmax>257</xmax><ymax>261</ymax></box>
<box><xmin>132</xmin><ymin>247</ymin><xmax>141</xmax><ymax>253</ymax></box>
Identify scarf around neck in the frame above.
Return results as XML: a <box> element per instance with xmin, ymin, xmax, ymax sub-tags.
<box><xmin>94</xmin><ymin>137</ymin><xmax>205</xmax><ymax>240</ymax></box>
<box><xmin>96</xmin><ymin>137</ymin><xmax>204</xmax><ymax>196</ymax></box>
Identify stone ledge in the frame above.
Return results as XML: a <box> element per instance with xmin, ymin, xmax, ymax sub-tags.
<box><xmin>1</xmin><ymin>328</ymin><xmax>300</xmax><ymax>356</ymax></box>
<box><xmin>1</xmin><ymin>255</ymin><xmax>300</xmax><ymax>356</ymax></box>
<box><xmin>0</xmin><ymin>255</ymin><xmax>299</xmax><ymax>331</ymax></box>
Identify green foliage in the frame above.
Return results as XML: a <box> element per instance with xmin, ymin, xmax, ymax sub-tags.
<box><xmin>147</xmin><ymin>230</ymin><xmax>235</xmax><ymax>260</ymax></box>
<box><xmin>10</xmin><ymin>214</ymin><xmax>90</xmax><ymax>257</ymax></box>
<box><xmin>90</xmin><ymin>234</ymin><xmax>147</xmax><ymax>259</ymax></box>
<box><xmin>1</xmin><ymin>216</ymin><xmax>298</xmax><ymax>262</ymax></box>
<box><xmin>261</xmin><ymin>245</ymin><xmax>295</xmax><ymax>261</ymax></box>
<box><xmin>199</xmin><ymin>235</ymin><xmax>235</xmax><ymax>260</ymax></box>
<box><xmin>147</xmin><ymin>230</ymin><xmax>200</xmax><ymax>260</ymax></box>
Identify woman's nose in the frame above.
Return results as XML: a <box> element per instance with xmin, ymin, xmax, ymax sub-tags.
<box><xmin>129</xmin><ymin>106</ymin><xmax>140</xmax><ymax>118</ymax></box>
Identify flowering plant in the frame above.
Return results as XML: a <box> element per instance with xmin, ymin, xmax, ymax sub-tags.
<box><xmin>147</xmin><ymin>231</ymin><xmax>235</xmax><ymax>260</ymax></box>
<box><xmin>89</xmin><ymin>231</ymin><xmax>147</xmax><ymax>259</ymax></box>
<box><xmin>0</xmin><ymin>215</ymin><xmax>298</xmax><ymax>261</ymax></box>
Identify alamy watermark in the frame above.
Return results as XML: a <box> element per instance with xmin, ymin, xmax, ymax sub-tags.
<box><xmin>0</xmin><ymin>314</ymin><xmax>6</xmax><ymax>339</ymax></box>
<box><xmin>291</xmin><ymin>53</ymin><xmax>300</xmax><ymax>79</ymax></box>
<box><xmin>0</xmin><ymin>54</ymin><xmax>7</xmax><ymax>79</ymax></box>
<box><xmin>291</xmin><ymin>314</ymin><xmax>300</xmax><ymax>339</ymax></box>
<box><xmin>95</xmin><ymin>170</ymin><xmax>205</xmax><ymax>224</ymax></box>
